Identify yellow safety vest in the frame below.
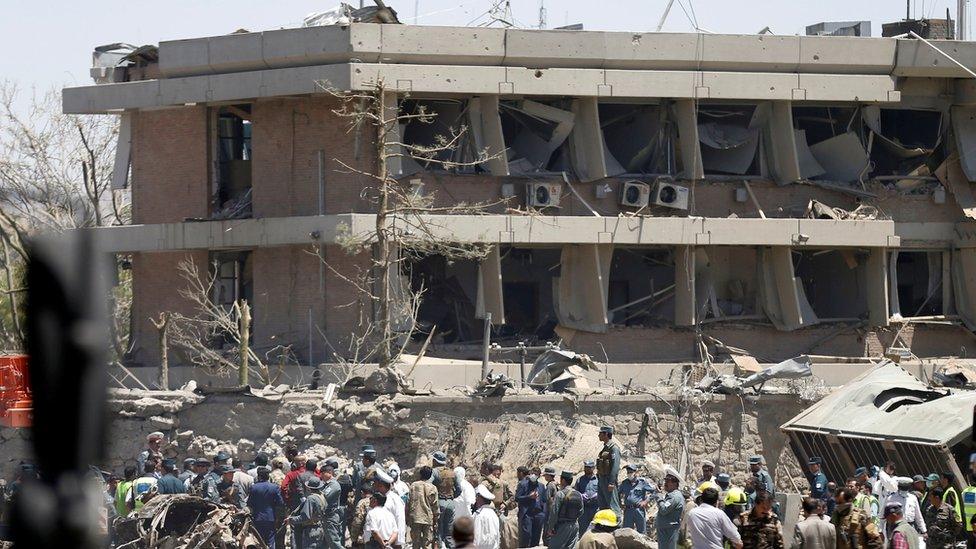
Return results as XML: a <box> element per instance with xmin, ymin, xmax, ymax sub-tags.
<box><xmin>961</xmin><ymin>486</ymin><xmax>976</xmax><ymax>532</ymax></box>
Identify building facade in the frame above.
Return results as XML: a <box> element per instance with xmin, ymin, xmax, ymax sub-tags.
<box><xmin>65</xmin><ymin>24</ymin><xmax>976</xmax><ymax>368</ymax></box>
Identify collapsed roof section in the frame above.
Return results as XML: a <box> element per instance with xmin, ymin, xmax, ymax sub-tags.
<box><xmin>781</xmin><ymin>361</ymin><xmax>976</xmax><ymax>487</ymax></box>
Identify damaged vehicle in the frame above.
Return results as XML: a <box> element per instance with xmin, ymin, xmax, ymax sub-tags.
<box><xmin>781</xmin><ymin>361</ymin><xmax>976</xmax><ymax>489</ymax></box>
<box><xmin>114</xmin><ymin>494</ymin><xmax>266</xmax><ymax>548</ymax></box>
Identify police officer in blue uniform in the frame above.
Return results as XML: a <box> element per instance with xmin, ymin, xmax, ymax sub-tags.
<box><xmin>574</xmin><ymin>461</ymin><xmax>599</xmax><ymax>532</ymax></box>
<box><xmin>619</xmin><ymin>464</ymin><xmax>654</xmax><ymax>534</ymax></box>
<box><xmin>807</xmin><ymin>456</ymin><xmax>828</xmax><ymax>501</ymax></box>
<box><xmin>749</xmin><ymin>455</ymin><xmax>775</xmax><ymax>497</ymax></box>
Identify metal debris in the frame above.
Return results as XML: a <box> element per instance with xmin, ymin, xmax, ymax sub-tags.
<box><xmin>114</xmin><ymin>494</ymin><xmax>266</xmax><ymax>548</ymax></box>
<box><xmin>474</xmin><ymin>371</ymin><xmax>517</xmax><ymax>397</ymax></box>
<box><xmin>525</xmin><ymin>348</ymin><xmax>600</xmax><ymax>392</ymax></box>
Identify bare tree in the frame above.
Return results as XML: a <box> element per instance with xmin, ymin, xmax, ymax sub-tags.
<box><xmin>0</xmin><ymin>82</ymin><xmax>129</xmax><ymax>351</ymax></box>
<box><xmin>167</xmin><ymin>258</ymin><xmax>283</xmax><ymax>386</ymax></box>
<box><xmin>318</xmin><ymin>81</ymin><xmax>504</xmax><ymax>378</ymax></box>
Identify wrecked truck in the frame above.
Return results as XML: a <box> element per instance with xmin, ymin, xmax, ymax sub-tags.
<box><xmin>781</xmin><ymin>361</ymin><xmax>976</xmax><ymax>489</ymax></box>
<box><xmin>114</xmin><ymin>494</ymin><xmax>266</xmax><ymax>548</ymax></box>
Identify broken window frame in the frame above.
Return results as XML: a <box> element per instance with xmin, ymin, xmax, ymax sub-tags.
<box><xmin>209</xmin><ymin>104</ymin><xmax>253</xmax><ymax>219</ymax></box>
<box><xmin>598</xmin><ymin>100</ymin><xmax>677</xmax><ymax>178</ymax></box>
<box><xmin>889</xmin><ymin>248</ymin><xmax>955</xmax><ymax>322</ymax></box>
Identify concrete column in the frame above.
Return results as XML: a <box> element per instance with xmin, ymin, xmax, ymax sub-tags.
<box><xmin>675</xmin><ymin>245</ymin><xmax>696</xmax><ymax>326</ymax></box>
<box><xmin>866</xmin><ymin>247</ymin><xmax>890</xmax><ymax>327</ymax></box>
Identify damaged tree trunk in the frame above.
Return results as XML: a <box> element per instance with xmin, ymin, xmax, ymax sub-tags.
<box><xmin>150</xmin><ymin>312</ymin><xmax>170</xmax><ymax>390</ymax></box>
<box><xmin>375</xmin><ymin>89</ymin><xmax>393</xmax><ymax>369</ymax></box>
<box><xmin>239</xmin><ymin>301</ymin><xmax>250</xmax><ymax>386</ymax></box>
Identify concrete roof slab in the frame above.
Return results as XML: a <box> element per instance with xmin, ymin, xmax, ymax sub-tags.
<box><xmin>207</xmin><ymin>32</ymin><xmax>268</xmax><ymax>74</ymax></box>
<box><xmin>378</xmin><ymin>25</ymin><xmax>505</xmax><ymax>65</ymax></box>
<box><xmin>700</xmin><ymin>34</ymin><xmax>800</xmax><ymax>73</ymax></box>
<box><xmin>504</xmin><ymin>29</ymin><xmax>607</xmax><ymax>68</ymax></box>
<box><xmin>600</xmin><ymin>33</ymin><xmax>703</xmax><ymax>71</ymax></box>
<box><xmin>798</xmin><ymin>36</ymin><xmax>896</xmax><ymax>75</ymax></box>
<box><xmin>158</xmin><ymin>38</ymin><xmax>211</xmax><ymax>78</ymax></box>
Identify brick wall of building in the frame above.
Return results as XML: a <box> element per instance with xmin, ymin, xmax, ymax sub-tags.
<box><xmin>129</xmin><ymin>251</ymin><xmax>209</xmax><ymax>368</ymax></box>
<box><xmin>131</xmin><ymin>107</ymin><xmax>209</xmax><ymax>224</ymax></box>
<box><xmin>251</xmin><ymin>244</ymin><xmax>370</xmax><ymax>364</ymax></box>
<box><xmin>251</xmin><ymin>97</ymin><xmax>376</xmax><ymax>218</ymax></box>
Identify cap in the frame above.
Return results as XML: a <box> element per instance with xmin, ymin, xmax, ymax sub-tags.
<box><xmin>543</xmin><ymin>467</ymin><xmax>556</xmax><ymax>476</ymax></box>
<box><xmin>808</xmin><ymin>457</ymin><xmax>822</xmax><ymax>466</ymax></box>
<box><xmin>624</xmin><ymin>464</ymin><xmax>637</xmax><ymax>471</ymax></box>
<box><xmin>716</xmin><ymin>473</ymin><xmax>731</xmax><ymax>484</ymax></box>
<box><xmin>912</xmin><ymin>475</ymin><xmax>925</xmax><ymax>482</ymax></box>
<box><xmin>194</xmin><ymin>458</ymin><xmax>211</xmax><ymax>466</ymax></box>
<box><xmin>183</xmin><ymin>458</ymin><xmax>195</xmax><ymax>467</ymax></box>
<box><xmin>306</xmin><ymin>478</ymin><xmax>324</xmax><ymax>490</ymax></box>
<box><xmin>560</xmin><ymin>471</ymin><xmax>574</xmax><ymax>481</ymax></box>
<box><xmin>664</xmin><ymin>467</ymin><xmax>681</xmax><ymax>483</ymax></box>
<box><xmin>926</xmin><ymin>473</ymin><xmax>940</xmax><ymax>482</ymax></box>
<box><xmin>748</xmin><ymin>455</ymin><xmax>764</xmax><ymax>465</ymax></box>
<box><xmin>592</xmin><ymin>509</ymin><xmax>618</xmax><ymax>527</ymax></box>
<box><xmin>476</xmin><ymin>485</ymin><xmax>494</xmax><ymax>501</ymax></box>
<box><xmin>217</xmin><ymin>464</ymin><xmax>236</xmax><ymax>474</ymax></box>
<box><xmin>432</xmin><ymin>451</ymin><xmax>447</xmax><ymax>465</ymax></box>
<box><xmin>883</xmin><ymin>501</ymin><xmax>904</xmax><ymax>516</ymax></box>
<box><xmin>362</xmin><ymin>445</ymin><xmax>376</xmax><ymax>457</ymax></box>
<box><xmin>599</xmin><ymin>426</ymin><xmax>614</xmax><ymax>435</ymax></box>
<box><xmin>147</xmin><ymin>431</ymin><xmax>165</xmax><ymax>441</ymax></box>
<box><xmin>215</xmin><ymin>451</ymin><xmax>231</xmax><ymax>462</ymax></box>
<box><xmin>19</xmin><ymin>463</ymin><xmax>35</xmax><ymax>473</ymax></box>
<box><xmin>374</xmin><ymin>468</ymin><xmax>393</xmax><ymax>485</ymax></box>
<box><xmin>853</xmin><ymin>467</ymin><xmax>867</xmax><ymax>477</ymax></box>
<box><xmin>970</xmin><ymin>452</ymin><xmax>976</xmax><ymax>463</ymax></box>
<box><xmin>701</xmin><ymin>460</ymin><xmax>715</xmax><ymax>468</ymax></box>
<box><xmin>896</xmin><ymin>477</ymin><xmax>913</xmax><ymax>489</ymax></box>
<box><xmin>161</xmin><ymin>459</ymin><xmax>176</xmax><ymax>470</ymax></box>
<box><xmin>583</xmin><ymin>460</ymin><xmax>595</xmax><ymax>468</ymax></box>
<box><xmin>325</xmin><ymin>456</ymin><xmax>340</xmax><ymax>468</ymax></box>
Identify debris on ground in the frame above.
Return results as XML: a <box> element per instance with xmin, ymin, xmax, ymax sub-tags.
<box><xmin>114</xmin><ymin>494</ymin><xmax>266</xmax><ymax>548</ymax></box>
<box><xmin>932</xmin><ymin>363</ymin><xmax>976</xmax><ymax>388</ymax></box>
<box><xmin>364</xmin><ymin>366</ymin><xmax>408</xmax><ymax>394</ymax></box>
<box><xmin>474</xmin><ymin>371</ymin><xmax>517</xmax><ymax>397</ymax></box>
<box><xmin>696</xmin><ymin>355</ymin><xmax>813</xmax><ymax>394</ymax></box>
<box><xmin>525</xmin><ymin>348</ymin><xmax>601</xmax><ymax>392</ymax></box>
<box><xmin>804</xmin><ymin>199</ymin><xmax>881</xmax><ymax>220</ymax></box>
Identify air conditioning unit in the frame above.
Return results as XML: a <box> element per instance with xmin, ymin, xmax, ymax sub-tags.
<box><xmin>651</xmin><ymin>178</ymin><xmax>690</xmax><ymax>210</ymax></box>
<box><xmin>526</xmin><ymin>182</ymin><xmax>562</xmax><ymax>208</ymax></box>
<box><xmin>619</xmin><ymin>181</ymin><xmax>651</xmax><ymax>208</ymax></box>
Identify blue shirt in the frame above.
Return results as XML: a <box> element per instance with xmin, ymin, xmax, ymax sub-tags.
<box><xmin>621</xmin><ymin>477</ymin><xmax>653</xmax><ymax>508</ymax></box>
<box><xmin>515</xmin><ymin>478</ymin><xmax>545</xmax><ymax>516</ymax></box>
<box><xmin>248</xmin><ymin>481</ymin><xmax>285</xmax><ymax>522</ymax></box>
<box><xmin>808</xmin><ymin>471</ymin><xmax>828</xmax><ymax>500</ymax></box>
<box><xmin>574</xmin><ymin>475</ymin><xmax>598</xmax><ymax>506</ymax></box>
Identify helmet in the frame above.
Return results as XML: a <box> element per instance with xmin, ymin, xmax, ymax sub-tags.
<box><xmin>697</xmin><ymin>481</ymin><xmax>718</xmax><ymax>494</ymax></box>
<box><xmin>724</xmin><ymin>487</ymin><xmax>747</xmax><ymax>506</ymax></box>
<box><xmin>592</xmin><ymin>509</ymin><xmax>619</xmax><ymax>527</ymax></box>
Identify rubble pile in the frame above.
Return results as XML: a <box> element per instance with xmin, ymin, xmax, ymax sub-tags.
<box><xmin>114</xmin><ymin>495</ymin><xmax>265</xmax><ymax>548</ymax></box>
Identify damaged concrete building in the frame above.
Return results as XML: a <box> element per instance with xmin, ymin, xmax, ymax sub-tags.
<box><xmin>64</xmin><ymin>22</ymin><xmax>976</xmax><ymax>378</ymax></box>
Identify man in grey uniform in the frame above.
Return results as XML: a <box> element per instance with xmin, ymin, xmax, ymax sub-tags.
<box><xmin>546</xmin><ymin>471</ymin><xmax>583</xmax><ymax>549</ymax></box>
<box><xmin>655</xmin><ymin>467</ymin><xmax>685</xmax><ymax>549</ymax></box>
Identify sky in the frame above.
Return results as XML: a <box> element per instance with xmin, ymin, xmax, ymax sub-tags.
<box><xmin>0</xmin><ymin>0</ymin><xmax>965</xmax><ymax>102</ymax></box>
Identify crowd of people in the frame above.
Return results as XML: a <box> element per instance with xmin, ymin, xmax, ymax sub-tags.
<box><xmin>5</xmin><ymin>427</ymin><xmax>976</xmax><ymax>549</ymax></box>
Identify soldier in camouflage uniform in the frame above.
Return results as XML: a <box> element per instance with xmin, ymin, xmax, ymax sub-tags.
<box><xmin>737</xmin><ymin>492</ymin><xmax>784</xmax><ymax>549</ymax></box>
<box><xmin>349</xmin><ymin>487</ymin><xmax>373</xmax><ymax>548</ymax></box>
<box><xmin>831</xmin><ymin>487</ymin><xmax>883</xmax><ymax>549</ymax></box>
<box><xmin>924</xmin><ymin>487</ymin><xmax>961</xmax><ymax>549</ymax></box>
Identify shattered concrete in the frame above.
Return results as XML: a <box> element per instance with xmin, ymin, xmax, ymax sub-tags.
<box><xmin>4</xmin><ymin>387</ymin><xmax>810</xmax><ymax>491</ymax></box>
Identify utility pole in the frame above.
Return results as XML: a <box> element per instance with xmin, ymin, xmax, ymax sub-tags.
<box><xmin>538</xmin><ymin>0</ymin><xmax>547</xmax><ymax>29</ymax></box>
<box><xmin>960</xmin><ymin>0</ymin><xmax>968</xmax><ymax>40</ymax></box>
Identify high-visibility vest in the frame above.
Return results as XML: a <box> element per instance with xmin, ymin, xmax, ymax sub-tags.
<box><xmin>961</xmin><ymin>486</ymin><xmax>976</xmax><ymax>532</ymax></box>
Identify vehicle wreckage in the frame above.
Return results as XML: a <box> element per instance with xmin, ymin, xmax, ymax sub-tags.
<box><xmin>781</xmin><ymin>360</ymin><xmax>976</xmax><ymax>487</ymax></box>
<box><xmin>114</xmin><ymin>495</ymin><xmax>266</xmax><ymax>548</ymax></box>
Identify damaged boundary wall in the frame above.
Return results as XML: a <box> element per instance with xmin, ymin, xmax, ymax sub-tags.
<box><xmin>0</xmin><ymin>388</ymin><xmax>808</xmax><ymax>491</ymax></box>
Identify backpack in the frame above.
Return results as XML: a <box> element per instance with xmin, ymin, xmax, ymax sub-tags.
<box><xmin>560</xmin><ymin>489</ymin><xmax>584</xmax><ymax>521</ymax></box>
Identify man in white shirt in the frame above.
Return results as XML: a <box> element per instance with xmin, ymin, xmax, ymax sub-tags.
<box><xmin>374</xmin><ymin>468</ymin><xmax>407</xmax><ymax>548</ymax></box>
<box><xmin>884</xmin><ymin>477</ymin><xmax>926</xmax><ymax>536</ymax></box>
<box><xmin>874</xmin><ymin>462</ymin><xmax>898</xmax><ymax>502</ymax></box>
<box><xmin>685</xmin><ymin>486</ymin><xmax>742</xmax><ymax>549</ymax></box>
<box><xmin>473</xmin><ymin>485</ymin><xmax>500</xmax><ymax>549</ymax></box>
<box><xmin>364</xmin><ymin>493</ymin><xmax>399</xmax><ymax>549</ymax></box>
